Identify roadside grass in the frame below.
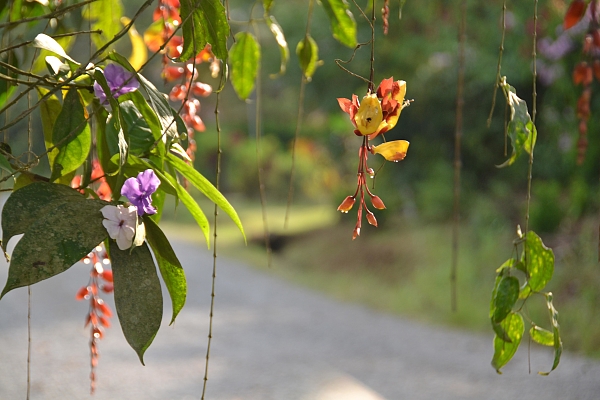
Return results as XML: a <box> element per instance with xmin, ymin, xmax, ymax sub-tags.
<box><xmin>160</xmin><ymin>195</ymin><xmax>600</xmax><ymax>358</ymax></box>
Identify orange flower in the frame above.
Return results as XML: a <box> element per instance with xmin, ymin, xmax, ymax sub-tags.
<box><xmin>371</xmin><ymin>140</ymin><xmax>410</xmax><ymax>162</ymax></box>
<box><xmin>373</xmin><ymin>78</ymin><xmax>408</xmax><ymax>139</ymax></box>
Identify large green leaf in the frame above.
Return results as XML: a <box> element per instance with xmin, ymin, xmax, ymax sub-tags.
<box><xmin>491</xmin><ymin>276</ymin><xmax>519</xmax><ymax>324</ymax></box>
<box><xmin>491</xmin><ymin>312</ymin><xmax>524</xmax><ymax>373</ymax></box>
<box><xmin>319</xmin><ymin>0</ymin><xmax>357</xmax><ymax>48</ymax></box>
<box><xmin>165</xmin><ymin>153</ymin><xmax>245</xmax><ymax>240</ymax></box>
<box><xmin>179</xmin><ymin>0</ymin><xmax>229</xmax><ymax>61</ymax></box>
<box><xmin>36</xmin><ymin>87</ymin><xmax>61</xmax><ymax>170</ymax></box>
<box><xmin>106</xmin><ymin>100</ymin><xmax>154</xmax><ymax>157</ymax></box>
<box><xmin>50</xmin><ymin>88</ymin><xmax>91</xmax><ymax>182</ymax></box>
<box><xmin>497</xmin><ymin>78</ymin><xmax>537</xmax><ymax>168</ymax></box>
<box><xmin>110</xmin><ymin>241</ymin><xmax>163</xmax><ymax>365</ymax></box>
<box><xmin>120</xmin><ymin>91</ymin><xmax>165</xmax><ymax>158</ymax></box>
<box><xmin>296</xmin><ymin>35</ymin><xmax>320</xmax><ymax>80</ymax></box>
<box><xmin>144</xmin><ymin>216</ymin><xmax>186</xmax><ymax>325</ymax></box>
<box><xmin>539</xmin><ymin>293</ymin><xmax>562</xmax><ymax>375</ymax></box>
<box><xmin>82</xmin><ymin>0</ymin><xmax>123</xmax><ymax>51</ymax></box>
<box><xmin>230</xmin><ymin>32</ymin><xmax>261</xmax><ymax>100</ymax></box>
<box><xmin>524</xmin><ymin>231</ymin><xmax>554</xmax><ymax>293</ymax></box>
<box><xmin>152</xmin><ymin>168</ymin><xmax>210</xmax><ymax>245</ymax></box>
<box><xmin>1</xmin><ymin>182</ymin><xmax>87</xmax><ymax>250</ymax></box>
<box><xmin>1</xmin><ymin>199</ymin><xmax>108</xmax><ymax>298</ymax></box>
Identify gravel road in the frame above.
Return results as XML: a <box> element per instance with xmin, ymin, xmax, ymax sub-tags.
<box><xmin>1</xmin><ymin>239</ymin><xmax>599</xmax><ymax>400</ymax></box>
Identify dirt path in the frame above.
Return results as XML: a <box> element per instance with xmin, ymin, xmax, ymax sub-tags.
<box><xmin>1</xmin><ymin>240</ymin><xmax>599</xmax><ymax>399</ymax></box>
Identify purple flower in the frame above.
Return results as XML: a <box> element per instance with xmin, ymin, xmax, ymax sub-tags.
<box><xmin>121</xmin><ymin>169</ymin><xmax>160</xmax><ymax>216</ymax></box>
<box><xmin>93</xmin><ymin>64</ymin><xmax>139</xmax><ymax>109</ymax></box>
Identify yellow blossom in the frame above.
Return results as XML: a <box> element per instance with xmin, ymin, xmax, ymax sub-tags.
<box><xmin>371</xmin><ymin>140</ymin><xmax>410</xmax><ymax>162</ymax></box>
<box><xmin>354</xmin><ymin>93</ymin><xmax>383</xmax><ymax>135</ymax></box>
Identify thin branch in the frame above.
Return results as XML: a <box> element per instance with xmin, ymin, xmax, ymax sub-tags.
<box><xmin>487</xmin><ymin>0</ymin><xmax>506</xmax><ymax>127</ymax></box>
<box><xmin>0</xmin><ymin>0</ymin><xmax>99</xmax><ymax>29</ymax></box>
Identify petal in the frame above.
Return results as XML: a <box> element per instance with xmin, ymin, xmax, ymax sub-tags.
<box><xmin>371</xmin><ymin>140</ymin><xmax>410</xmax><ymax>162</ymax></box>
<box><xmin>137</xmin><ymin>169</ymin><xmax>160</xmax><ymax>194</ymax></box>
<box><xmin>133</xmin><ymin>221</ymin><xmax>146</xmax><ymax>247</ymax></box>
<box><xmin>100</xmin><ymin>205</ymin><xmax>120</xmax><ymax>222</ymax></box>
<box><xmin>102</xmin><ymin>219</ymin><xmax>121</xmax><ymax>239</ymax></box>
<box><xmin>121</xmin><ymin>177</ymin><xmax>141</xmax><ymax>201</ymax></box>
<box><xmin>376</xmin><ymin>77</ymin><xmax>394</xmax><ymax>98</ymax></box>
<box><xmin>337</xmin><ymin>97</ymin><xmax>353</xmax><ymax>114</ymax></box>
<box><xmin>115</xmin><ymin>225</ymin><xmax>135</xmax><ymax>250</ymax></box>
<box><xmin>354</xmin><ymin>93</ymin><xmax>383</xmax><ymax>136</ymax></box>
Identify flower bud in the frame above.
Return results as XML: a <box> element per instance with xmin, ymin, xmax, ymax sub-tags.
<box><xmin>337</xmin><ymin>196</ymin><xmax>355</xmax><ymax>213</ymax></box>
<box><xmin>366</xmin><ymin>210</ymin><xmax>378</xmax><ymax>227</ymax></box>
<box><xmin>370</xmin><ymin>195</ymin><xmax>386</xmax><ymax>210</ymax></box>
<box><xmin>352</xmin><ymin>226</ymin><xmax>361</xmax><ymax>240</ymax></box>
<box><xmin>354</xmin><ymin>93</ymin><xmax>383</xmax><ymax>135</ymax></box>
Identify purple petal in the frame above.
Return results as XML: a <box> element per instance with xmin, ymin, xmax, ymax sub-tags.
<box><xmin>121</xmin><ymin>176</ymin><xmax>142</xmax><ymax>201</ymax></box>
<box><xmin>93</xmin><ymin>81</ymin><xmax>108</xmax><ymax>106</ymax></box>
<box><xmin>137</xmin><ymin>169</ymin><xmax>160</xmax><ymax>195</ymax></box>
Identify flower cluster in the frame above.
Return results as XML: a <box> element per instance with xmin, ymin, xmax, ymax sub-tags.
<box><xmin>100</xmin><ymin>169</ymin><xmax>160</xmax><ymax>250</ymax></box>
<box><xmin>145</xmin><ymin>0</ymin><xmax>219</xmax><ymax>161</ymax></box>
<box><xmin>76</xmin><ymin>245</ymin><xmax>114</xmax><ymax>394</ymax></box>
<box><xmin>337</xmin><ymin>77</ymin><xmax>411</xmax><ymax>239</ymax></box>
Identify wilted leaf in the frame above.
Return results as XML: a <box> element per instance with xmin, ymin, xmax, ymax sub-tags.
<box><xmin>530</xmin><ymin>325</ymin><xmax>554</xmax><ymax>346</ymax></box>
<box><xmin>143</xmin><ymin>216</ymin><xmax>186</xmax><ymax>325</ymax></box>
<box><xmin>179</xmin><ymin>0</ymin><xmax>229</xmax><ymax>61</ymax></box>
<box><xmin>121</xmin><ymin>17</ymin><xmax>147</xmax><ymax>70</ymax></box>
<box><xmin>110</xmin><ymin>241</ymin><xmax>163</xmax><ymax>365</ymax></box>
<box><xmin>230</xmin><ymin>32</ymin><xmax>261</xmax><ymax>100</ymax></box>
<box><xmin>32</xmin><ymin>33</ymin><xmax>78</xmax><ymax>64</ymax></box>
<box><xmin>539</xmin><ymin>293</ymin><xmax>562</xmax><ymax>375</ymax></box>
<box><xmin>1</xmin><ymin>199</ymin><xmax>108</xmax><ymax>298</ymax></box>
<box><xmin>319</xmin><ymin>0</ymin><xmax>357</xmax><ymax>48</ymax></box>
<box><xmin>266</xmin><ymin>15</ymin><xmax>289</xmax><ymax>77</ymax></box>
<box><xmin>492</xmin><ymin>312</ymin><xmax>524</xmax><ymax>373</ymax></box>
<box><xmin>497</xmin><ymin>78</ymin><xmax>536</xmax><ymax>168</ymax></box>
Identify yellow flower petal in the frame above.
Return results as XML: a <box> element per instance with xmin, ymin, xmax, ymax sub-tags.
<box><xmin>371</xmin><ymin>140</ymin><xmax>410</xmax><ymax>162</ymax></box>
<box><xmin>354</xmin><ymin>93</ymin><xmax>383</xmax><ymax>135</ymax></box>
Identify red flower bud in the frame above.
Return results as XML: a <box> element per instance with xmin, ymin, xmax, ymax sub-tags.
<box><xmin>191</xmin><ymin>82</ymin><xmax>212</xmax><ymax>97</ymax></box>
<box><xmin>370</xmin><ymin>195</ymin><xmax>386</xmax><ymax>210</ymax></box>
<box><xmin>337</xmin><ymin>196</ymin><xmax>356</xmax><ymax>213</ymax></box>
<box><xmin>366</xmin><ymin>210</ymin><xmax>378</xmax><ymax>227</ymax></box>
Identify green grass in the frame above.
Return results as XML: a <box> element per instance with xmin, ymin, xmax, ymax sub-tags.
<box><xmin>159</xmin><ymin>197</ymin><xmax>600</xmax><ymax>358</ymax></box>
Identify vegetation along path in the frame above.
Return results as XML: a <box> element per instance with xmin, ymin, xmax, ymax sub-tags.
<box><xmin>1</xmin><ymin>240</ymin><xmax>599</xmax><ymax>399</ymax></box>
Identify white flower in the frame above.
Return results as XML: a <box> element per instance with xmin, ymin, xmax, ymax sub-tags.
<box><xmin>100</xmin><ymin>205</ymin><xmax>143</xmax><ymax>250</ymax></box>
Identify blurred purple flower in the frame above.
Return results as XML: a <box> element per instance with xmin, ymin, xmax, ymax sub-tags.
<box><xmin>121</xmin><ymin>169</ymin><xmax>160</xmax><ymax>216</ymax></box>
<box><xmin>93</xmin><ymin>64</ymin><xmax>139</xmax><ymax>109</ymax></box>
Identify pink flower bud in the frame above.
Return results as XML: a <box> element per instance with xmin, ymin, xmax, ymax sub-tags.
<box><xmin>370</xmin><ymin>195</ymin><xmax>386</xmax><ymax>210</ymax></box>
<box><xmin>337</xmin><ymin>196</ymin><xmax>355</xmax><ymax>213</ymax></box>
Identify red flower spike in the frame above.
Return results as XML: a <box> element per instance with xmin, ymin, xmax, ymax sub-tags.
<box><xmin>337</xmin><ymin>196</ymin><xmax>356</xmax><ymax>213</ymax></box>
<box><xmin>370</xmin><ymin>195</ymin><xmax>386</xmax><ymax>210</ymax></box>
<box><xmin>564</xmin><ymin>0</ymin><xmax>586</xmax><ymax>30</ymax></box>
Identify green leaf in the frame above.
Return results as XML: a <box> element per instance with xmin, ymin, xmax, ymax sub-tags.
<box><xmin>530</xmin><ymin>326</ymin><xmax>554</xmax><ymax>346</ymax></box>
<box><xmin>152</xmin><ymin>167</ymin><xmax>210</xmax><ymax>245</ymax></box>
<box><xmin>143</xmin><ymin>216</ymin><xmax>186</xmax><ymax>325</ymax></box>
<box><xmin>179</xmin><ymin>0</ymin><xmax>229</xmax><ymax>61</ymax></box>
<box><xmin>491</xmin><ymin>312</ymin><xmax>524</xmax><ymax>373</ymax></box>
<box><xmin>0</xmin><ymin>50</ymin><xmax>17</xmax><ymax>109</ymax></box>
<box><xmin>1</xmin><ymin>182</ymin><xmax>87</xmax><ymax>250</ymax></box>
<box><xmin>0</xmin><ymin>153</ymin><xmax>11</xmax><ymax>174</ymax></box>
<box><xmin>82</xmin><ymin>0</ymin><xmax>124</xmax><ymax>52</ymax></box>
<box><xmin>1</xmin><ymin>199</ymin><xmax>108</xmax><ymax>298</ymax></box>
<box><xmin>265</xmin><ymin>16</ymin><xmax>289</xmax><ymax>77</ymax></box>
<box><xmin>399</xmin><ymin>0</ymin><xmax>407</xmax><ymax>19</ymax></box>
<box><xmin>524</xmin><ymin>231</ymin><xmax>554</xmax><ymax>293</ymax></box>
<box><xmin>497</xmin><ymin>78</ymin><xmax>537</xmax><ymax>168</ymax></box>
<box><xmin>230</xmin><ymin>32</ymin><xmax>261</xmax><ymax>100</ymax></box>
<box><xmin>109</xmin><ymin>241</ymin><xmax>163</xmax><ymax>365</ymax></box>
<box><xmin>491</xmin><ymin>276</ymin><xmax>520</xmax><ymax>324</ymax></box>
<box><xmin>50</xmin><ymin>88</ymin><xmax>91</xmax><ymax>182</ymax></box>
<box><xmin>120</xmin><ymin>91</ymin><xmax>165</xmax><ymax>158</ymax></box>
<box><xmin>296</xmin><ymin>35</ymin><xmax>320</xmax><ymax>81</ymax></box>
<box><xmin>111</xmin><ymin>100</ymin><xmax>154</xmax><ymax>156</ymax></box>
<box><xmin>36</xmin><ymin>87</ymin><xmax>61</xmax><ymax>169</ymax></box>
<box><xmin>539</xmin><ymin>293</ymin><xmax>562</xmax><ymax>375</ymax></box>
<box><xmin>319</xmin><ymin>0</ymin><xmax>357</xmax><ymax>48</ymax></box>
<box><xmin>165</xmin><ymin>153</ymin><xmax>245</xmax><ymax>241</ymax></box>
